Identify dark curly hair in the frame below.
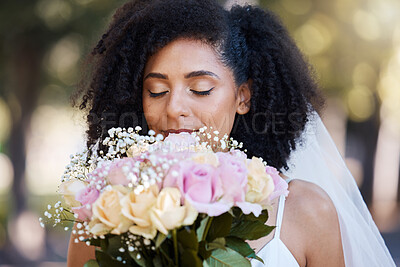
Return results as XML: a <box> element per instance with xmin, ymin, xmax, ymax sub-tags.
<box><xmin>73</xmin><ymin>0</ymin><xmax>324</xmax><ymax>171</ymax></box>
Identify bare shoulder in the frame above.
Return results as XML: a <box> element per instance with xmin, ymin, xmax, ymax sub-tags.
<box><xmin>285</xmin><ymin>179</ymin><xmax>337</xmax><ymax>223</ymax></box>
<box><xmin>283</xmin><ymin>179</ymin><xmax>344</xmax><ymax>267</ymax></box>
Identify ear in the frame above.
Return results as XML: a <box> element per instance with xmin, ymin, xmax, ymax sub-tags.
<box><xmin>236</xmin><ymin>79</ymin><xmax>252</xmax><ymax>115</ymax></box>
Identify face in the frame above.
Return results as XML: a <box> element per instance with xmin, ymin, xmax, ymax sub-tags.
<box><xmin>142</xmin><ymin>38</ymin><xmax>251</xmax><ymax>138</ymax></box>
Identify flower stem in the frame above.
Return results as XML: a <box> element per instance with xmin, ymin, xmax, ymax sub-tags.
<box><xmin>172</xmin><ymin>229</ymin><xmax>179</xmax><ymax>266</ymax></box>
<box><xmin>201</xmin><ymin>216</ymin><xmax>213</xmax><ymax>241</ymax></box>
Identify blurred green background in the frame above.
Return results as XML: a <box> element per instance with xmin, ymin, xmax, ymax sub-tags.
<box><xmin>0</xmin><ymin>0</ymin><xmax>399</xmax><ymax>265</ymax></box>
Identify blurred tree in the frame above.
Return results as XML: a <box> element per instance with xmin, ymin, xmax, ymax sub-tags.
<box><xmin>0</xmin><ymin>0</ymin><xmax>125</xmax><ymax>264</ymax></box>
<box><xmin>259</xmin><ymin>0</ymin><xmax>398</xmax><ymax>205</ymax></box>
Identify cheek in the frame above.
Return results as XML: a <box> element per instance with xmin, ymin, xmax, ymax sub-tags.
<box><xmin>194</xmin><ymin>90</ymin><xmax>238</xmax><ymax>133</ymax></box>
<box><xmin>142</xmin><ymin>97</ymin><xmax>161</xmax><ymax>125</ymax></box>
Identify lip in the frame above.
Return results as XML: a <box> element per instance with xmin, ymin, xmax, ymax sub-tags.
<box><xmin>162</xmin><ymin>129</ymin><xmax>197</xmax><ymax>136</ymax></box>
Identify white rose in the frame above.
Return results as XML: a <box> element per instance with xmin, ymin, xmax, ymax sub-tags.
<box><xmin>91</xmin><ymin>186</ymin><xmax>131</xmax><ymax>235</ymax></box>
<box><xmin>121</xmin><ymin>184</ymin><xmax>159</xmax><ymax>239</ymax></box>
<box><xmin>150</xmin><ymin>187</ymin><xmax>198</xmax><ymax>235</ymax></box>
<box><xmin>58</xmin><ymin>180</ymin><xmax>87</xmax><ymax>207</ymax></box>
<box><xmin>245</xmin><ymin>157</ymin><xmax>275</xmax><ymax>207</ymax></box>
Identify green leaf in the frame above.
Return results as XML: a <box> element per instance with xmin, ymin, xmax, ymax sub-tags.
<box><xmin>205</xmin><ymin>247</ymin><xmax>251</xmax><ymax>267</ymax></box>
<box><xmin>99</xmin><ymin>238</ymin><xmax>109</xmax><ymax>253</ymax></box>
<box><xmin>198</xmin><ymin>241</ymin><xmax>212</xmax><ymax>260</ymax></box>
<box><xmin>230</xmin><ymin>220</ymin><xmax>275</xmax><ymax>240</ymax></box>
<box><xmin>225</xmin><ymin>237</ymin><xmax>253</xmax><ymax>257</ymax></box>
<box><xmin>254</xmin><ymin>255</ymin><xmax>264</xmax><ymax>263</ymax></box>
<box><xmin>158</xmin><ymin>243</ymin><xmax>175</xmax><ymax>266</ymax></box>
<box><xmin>206</xmin><ymin>237</ymin><xmax>226</xmax><ymax>251</ymax></box>
<box><xmin>106</xmin><ymin>235</ymin><xmax>124</xmax><ymax>258</ymax></box>
<box><xmin>243</xmin><ymin>209</ymin><xmax>269</xmax><ymax>224</ymax></box>
<box><xmin>153</xmin><ymin>254</ymin><xmax>163</xmax><ymax>267</ymax></box>
<box><xmin>225</xmin><ymin>236</ymin><xmax>261</xmax><ymax>262</ymax></box>
<box><xmin>85</xmin><ymin>238</ymin><xmax>101</xmax><ymax>247</ymax></box>
<box><xmin>180</xmin><ymin>249</ymin><xmax>202</xmax><ymax>267</ymax></box>
<box><xmin>197</xmin><ymin>216</ymin><xmax>210</xmax><ymax>242</ymax></box>
<box><xmin>231</xmin><ymin>207</ymin><xmax>243</xmax><ymax>218</ymax></box>
<box><xmin>207</xmin><ymin>213</ymin><xmax>232</xmax><ymax>242</ymax></box>
<box><xmin>155</xmin><ymin>233</ymin><xmax>167</xmax><ymax>248</ymax></box>
<box><xmin>178</xmin><ymin>227</ymin><xmax>198</xmax><ymax>251</ymax></box>
<box><xmin>95</xmin><ymin>250</ymin><xmax>126</xmax><ymax>267</ymax></box>
<box><xmin>129</xmin><ymin>250</ymin><xmax>147</xmax><ymax>267</ymax></box>
<box><xmin>84</xmin><ymin>259</ymin><xmax>99</xmax><ymax>267</ymax></box>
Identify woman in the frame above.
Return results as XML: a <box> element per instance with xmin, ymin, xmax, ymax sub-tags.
<box><xmin>69</xmin><ymin>0</ymin><xmax>395</xmax><ymax>266</ymax></box>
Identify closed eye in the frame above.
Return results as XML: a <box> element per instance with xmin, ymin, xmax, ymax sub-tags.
<box><xmin>191</xmin><ymin>87</ymin><xmax>215</xmax><ymax>96</ymax></box>
<box><xmin>148</xmin><ymin>90</ymin><xmax>168</xmax><ymax>98</ymax></box>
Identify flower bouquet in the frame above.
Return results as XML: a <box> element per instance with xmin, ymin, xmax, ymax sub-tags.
<box><xmin>41</xmin><ymin>127</ymin><xmax>288</xmax><ymax>266</ymax></box>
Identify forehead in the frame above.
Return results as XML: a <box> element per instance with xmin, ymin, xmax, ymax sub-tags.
<box><xmin>144</xmin><ymin>39</ymin><xmax>223</xmax><ymax>74</ymax></box>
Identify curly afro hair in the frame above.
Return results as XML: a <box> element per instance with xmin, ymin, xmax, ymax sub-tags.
<box><xmin>73</xmin><ymin>0</ymin><xmax>324</xmax><ymax>171</ymax></box>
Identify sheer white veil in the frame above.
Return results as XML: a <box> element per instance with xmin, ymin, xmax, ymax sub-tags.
<box><xmin>282</xmin><ymin>112</ymin><xmax>395</xmax><ymax>266</ymax></box>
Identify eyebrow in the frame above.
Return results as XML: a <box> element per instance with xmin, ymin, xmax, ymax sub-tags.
<box><xmin>184</xmin><ymin>70</ymin><xmax>220</xmax><ymax>80</ymax></box>
<box><xmin>144</xmin><ymin>73</ymin><xmax>168</xmax><ymax>80</ymax></box>
<box><xmin>143</xmin><ymin>70</ymin><xmax>220</xmax><ymax>81</ymax></box>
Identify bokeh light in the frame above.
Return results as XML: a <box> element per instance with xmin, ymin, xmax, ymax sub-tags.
<box><xmin>46</xmin><ymin>34</ymin><xmax>83</xmax><ymax>85</ymax></box>
<box><xmin>294</xmin><ymin>14</ymin><xmax>334</xmax><ymax>56</ymax></box>
<box><xmin>353</xmin><ymin>9</ymin><xmax>381</xmax><ymax>41</ymax></box>
<box><xmin>25</xmin><ymin>105</ymin><xmax>85</xmax><ymax>195</ymax></box>
<box><xmin>8</xmin><ymin>211</ymin><xmax>45</xmax><ymax>260</ymax></box>
<box><xmin>334</xmin><ymin>0</ymin><xmax>358</xmax><ymax>22</ymax></box>
<box><xmin>73</xmin><ymin>0</ymin><xmax>95</xmax><ymax>6</ymax></box>
<box><xmin>281</xmin><ymin>0</ymin><xmax>312</xmax><ymax>15</ymax></box>
<box><xmin>0</xmin><ymin>98</ymin><xmax>11</xmax><ymax>145</ymax></box>
<box><xmin>35</xmin><ymin>0</ymin><xmax>73</xmax><ymax>29</ymax></box>
<box><xmin>0</xmin><ymin>153</ymin><xmax>14</xmax><ymax>194</ymax></box>
<box><xmin>346</xmin><ymin>85</ymin><xmax>376</xmax><ymax>122</ymax></box>
<box><xmin>378</xmin><ymin>30</ymin><xmax>400</xmax><ymax>134</ymax></box>
<box><xmin>352</xmin><ymin>62</ymin><xmax>377</xmax><ymax>87</ymax></box>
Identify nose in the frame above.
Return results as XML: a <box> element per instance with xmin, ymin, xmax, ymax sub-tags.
<box><xmin>166</xmin><ymin>89</ymin><xmax>190</xmax><ymax>120</ymax></box>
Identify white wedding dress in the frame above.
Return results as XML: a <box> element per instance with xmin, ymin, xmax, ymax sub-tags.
<box><xmin>254</xmin><ymin>114</ymin><xmax>395</xmax><ymax>267</ymax></box>
<box><xmin>253</xmin><ymin>194</ymin><xmax>299</xmax><ymax>267</ymax></box>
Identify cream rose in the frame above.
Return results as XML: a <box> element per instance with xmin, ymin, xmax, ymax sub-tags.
<box><xmin>150</xmin><ymin>187</ymin><xmax>198</xmax><ymax>235</ymax></box>
<box><xmin>121</xmin><ymin>184</ymin><xmax>159</xmax><ymax>239</ymax></box>
<box><xmin>191</xmin><ymin>152</ymin><xmax>219</xmax><ymax>167</ymax></box>
<box><xmin>91</xmin><ymin>186</ymin><xmax>131</xmax><ymax>235</ymax></box>
<box><xmin>126</xmin><ymin>143</ymin><xmax>150</xmax><ymax>158</ymax></box>
<box><xmin>58</xmin><ymin>180</ymin><xmax>87</xmax><ymax>207</ymax></box>
<box><xmin>245</xmin><ymin>157</ymin><xmax>275</xmax><ymax>207</ymax></box>
<box><xmin>88</xmin><ymin>218</ymin><xmax>111</xmax><ymax>236</ymax></box>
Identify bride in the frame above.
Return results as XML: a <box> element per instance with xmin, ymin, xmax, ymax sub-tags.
<box><xmin>68</xmin><ymin>0</ymin><xmax>395</xmax><ymax>266</ymax></box>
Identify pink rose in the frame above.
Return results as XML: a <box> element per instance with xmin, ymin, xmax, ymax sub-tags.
<box><xmin>163</xmin><ymin>161</ymin><xmax>231</xmax><ymax>216</ymax></box>
<box><xmin>108</xmin><ymin>158</ymin><xmax>137</xmax><ymax>186</ymax></box>
<box><xmin>153</xmin><ymin>150</ymin><xmax>195</xmax><ymax>163</ymax></box>
<box><xmin>72</xmin><ymin>187</ymin><xmax>99</xmax><ymax>221</ymax></box>
<box><xmin>267</xmin><ymin>166</ymin><xmax>289</xmax><ymax>201</ymax></box>
<box><xmin>72</xmin><ymin>205</ymin><xmax>92</xmax><ymax>221</ymax></box>
<box><xmin>226</xmin><ymin>149</ymin><xmax>248</xmax><ymax>161</ymax></box>
<box><xmin>163</xmin><ymin>132</ymin><xmax>198</xmax><ymax>151</ymax></box>
<box><xmin>217</xmin><ymin>152</ymin><xmax>248</xmax><ymax>202</ymax></box>
<box><xmin>218</xmin><ymin>152</ymin><xmax>263</xmax><ymax>216</ymax></box>
<box><xmin>76</xmin><ymin>187</ymin><xmax>100</xmax><ymax>205</ymax></box>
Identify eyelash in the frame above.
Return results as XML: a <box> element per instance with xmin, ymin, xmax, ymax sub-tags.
<box><xmin>191</xmin><ymin>87</ymin><xmax>214</xmax><ymax>96</ymax></box>
<box><xmin>149</xmin><ymin>91</ymin><xmax>167</xmax><ymax>98</ymax></box>
<box><xmin>148</xmin><ymin>87</ymin><xmax>215</xmax><ymax>98</ymax></box>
